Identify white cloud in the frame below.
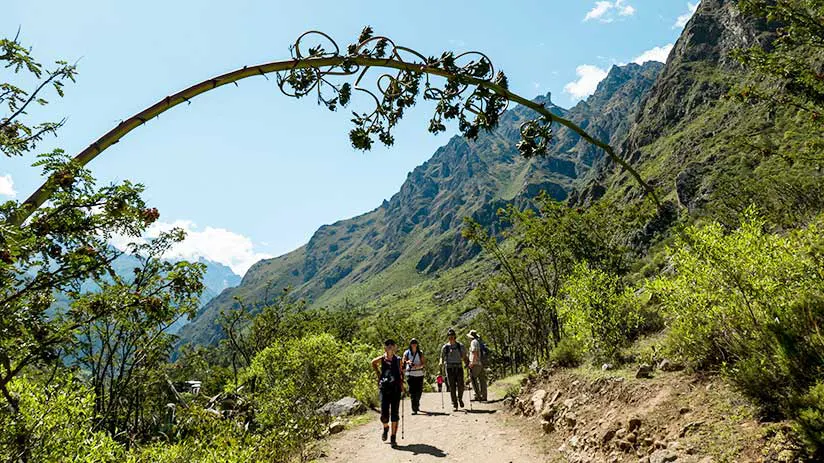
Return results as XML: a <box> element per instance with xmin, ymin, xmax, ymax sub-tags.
<box><xmin>112</xmin><ymin>220</ymin><xmax>272</xmax><ymax>276</ymax></box>
<box><xmin>674</xmin><ymin>2</ymin><xmax>700</xmax><ymax>29</ymax></box>
<box><xmin>633</xmin><ymin>44</ymin><xmax>674</xmax><ymax>64</ymax></box>
<box><xmin>0</xmin><ymin>174</ymin><xmax>16</xmax><ymax>198</ymax></box>
<box><xmin>564</xmin><ymin>65</ymin><xmax>609</xmax><ymax>100</ymax></box>
<box><xmin>584</xmin><ymin>0</ymin><xmax>636</xmax><ymax>22</ymax></box>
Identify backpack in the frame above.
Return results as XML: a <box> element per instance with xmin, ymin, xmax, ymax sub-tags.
<box><xmin>478</xmin><ymin>338</ymin><xmax>490</xmax><ymax>366</ymax></box>
<box><xmin>442</xmin><ymin>342</ymin><xmax>464</xmax><ymax>366</ymax></box>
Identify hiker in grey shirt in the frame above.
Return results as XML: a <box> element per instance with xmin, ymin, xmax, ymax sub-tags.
<box><xmin>439</xmin><ymin>328</ymin><xmax>468</xmax><ymax>410</ymax></box>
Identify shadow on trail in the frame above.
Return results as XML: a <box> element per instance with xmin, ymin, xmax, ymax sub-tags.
<box><xmin>393</xmin><ymin>443</ymin><xmax>447</xmax><ymax>457</ymax></box>
<box><xmin>421</xmin><ymin>411</ymin><xmax>449</xmax><ymax>416</ymax></box>
<box><xmin>463</xmin><ymin>409</ymin><xmax>496</xmax><ymax>414</ymax></box>
<box><xmin>484</xmin><ymin>398</ymin><xmax>505</xmax><ymax>404</ymax></box>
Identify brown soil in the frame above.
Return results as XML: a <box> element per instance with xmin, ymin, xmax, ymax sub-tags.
<box><xmin>318</xmin><ymin>389</ymin><xmax>549</xmax><ymax>463</ymax></box>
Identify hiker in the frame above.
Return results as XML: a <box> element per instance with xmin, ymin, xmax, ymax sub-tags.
<box><xmin>402</xmin><ymin>338</ymin><xmax>426</xmax><ymax>414</ymax></box>
<box><xmin>439</xmin><ymin>328</ymin><xmax>468</xmax><ymax>410</ymax></box>
<box><xmin>371</xmin><ymin>339</ymin><xmax>405</xmax><ymax>446</ymax></box>
<box><xmin>467</xmin><ymin>329</ymin><xmax>488</xmax><ymax>402</ymax></box>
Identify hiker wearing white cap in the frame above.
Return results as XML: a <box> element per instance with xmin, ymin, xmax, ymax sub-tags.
<box><xmin>467</xmin><ymin>329</ymin><xmax>488</xmax><ymax>402</ymax></box>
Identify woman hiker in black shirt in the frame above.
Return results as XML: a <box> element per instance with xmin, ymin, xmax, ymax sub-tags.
<box><xmin>371</xmin><ymin>339</ymin><xmax>405</xmax><ymax>446</ymax></box>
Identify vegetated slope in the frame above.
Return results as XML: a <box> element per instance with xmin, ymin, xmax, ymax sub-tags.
<box><xmin>592</xmin><ymin>0</ymin><xmax>821</xmax><ymax>230</ymax></box>
<box><xmin>178</xmin><ymin>62</ymin><xmax>663</xmax><ymax>346</ymax></box>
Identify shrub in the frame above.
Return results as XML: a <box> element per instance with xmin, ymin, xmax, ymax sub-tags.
<box><xmin>550</xmin><ymin>337</ymin><xmax>583</xmax><ymax>367</ymax></box>
<box><xmin>242</xmin><ymin>334</ymin><xmax>373</xmax><ymax>455</ymax></box>
<box><xmin>559</xmin><ymin>264</ymin><xmax>644</xmax><ymax>362</ymax></box>
<box><xmin>653</xmin><ymin>210</ymin><xmax>824</xmax><ymax>444</ymax></box>
<box><xmin>0</xmin><ymin>374</ymin><xmax>122</xmax><ymax>463</ymax></box>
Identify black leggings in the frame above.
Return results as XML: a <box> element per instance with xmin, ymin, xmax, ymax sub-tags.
<box><xmin>380</xmin><ymin>387</ymin><xmax>401</xmax><ymax>423</ymax></box>
<box><xmin>407</xmin><ymin>376</ymin><xmax>424</xmax><ymax>411</ymax></box>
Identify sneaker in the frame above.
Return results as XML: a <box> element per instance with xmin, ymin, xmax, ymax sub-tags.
<box><xmin>381</xmin><ymin>427</ymin><xmax>388</xmax><ymax>442</ymax></box>
<box><xmin>412</xmin><ymin>410</ymin><xmax>417</xmax><ymax>415</ymax></box>
<box><xmin>390</xmin><ymin>435</ymin><xmax>398</xmax><ymax>447</ymax></box>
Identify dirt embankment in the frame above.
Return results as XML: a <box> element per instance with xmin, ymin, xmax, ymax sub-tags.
<box><xmin>510</xmin><ymin>367</ymin><xmax>806</xmax><ymax>463</ymax></box>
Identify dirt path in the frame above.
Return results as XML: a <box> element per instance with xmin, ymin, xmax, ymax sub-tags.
<box><xmin>319</xmin><ymin>389</ymin><xmax>548</xmax><ymax>463</ymax></box>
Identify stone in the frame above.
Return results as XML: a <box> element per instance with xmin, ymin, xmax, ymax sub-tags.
<box><xmin>568</xmin><ymin>435</ymin><xmax>580</xmax><ymax>449</ymax></box>
<box><xmin>617</xmin><ymin>440</ymin><xmax>633</xmax><ymax>451</ymax></box>
<box><xmin>679</xmin><ymin>420</ymin><xmax>705</xmax><ymax>437</ymax></box>
<box><xmin>627</xmin><ymin>433</ymin><xmax>638</xmax><ymax>444</ymax></box>
<box><xmin>541</xmin><ymin>419</ymin><xmax>555</xmax><ymax>434</ymax></box>
<box><xmin>628</xmin><ymin>417</ymin><xmax>643</xmax><ymax>432</ymax></box>
<box><xmin>642</xmin><ymin>437</ymin><xmax>655</xmax><ymax>447</ymax></box>
<box><xmin>531</xmin><ymin>389</ymin><xmax>548</xmax><ymax>415</ymax></box>
<box><xmin>316</xmin><ymin>397</ymin><xmax>365</xmax><ymax>417</ymax></box>
<box><xmin>649</xmin><ymin>449</ymin><xmax>678</xmax><ymax>463</ymax></box>
<box><xmin>328</xmin><ymin>420</ymin><xmax>345</xmax><ymax>435</ymax></box>
<box><xmin>678</xmin><ymin>407</ymin><xmax>691</xmax><ymax>415</ymax></box>
<box><xmin>638</xmin><ymin>458</ymin><xmax>651</xmax><ymax>463</ymax></box>
<box><xmin>636</xmin><ymin>364</ymin><xmax>654</xmax><ymax>379</ymax></box>
<box><xmin>541</xmin><ymin>403</ymin><xmax>558</xmax><ymax>421</ymax></box>
<box><xmin>600</xmin><ymin>427</ymin><xmax>617</xmax><ymax>444</ymax></box>
<box><xmin>564</xmin><ymin>412</ymin><xmax>577</xmax><ymax>428</ymax></box>
<box><xmin>563</xmin><ymin>398</ymin><xmax>576</xmax><ymax>409</ymax></box>
<box><xmin>602</xmin><ymin>363</ymin><xmax>615</xmax><ymax>371</ymax></box>
<box><xmin>659</xmin><ymin>358</ymin><xmax>684</xmax><ymax>372</ymax></box>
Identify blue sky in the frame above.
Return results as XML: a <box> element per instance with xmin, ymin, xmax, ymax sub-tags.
<box><xmin>2</xmin><ymin>0</ymin><xmax>699</xmax><ymax>275</ymax></box>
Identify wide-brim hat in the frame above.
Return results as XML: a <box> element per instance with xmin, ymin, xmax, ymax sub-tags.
<box><xmin>466</xmin><ymin>329</ymin><xmax>478</xmax><ymax>339</ymax></box>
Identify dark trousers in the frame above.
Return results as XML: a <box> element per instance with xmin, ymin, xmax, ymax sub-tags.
<box><xmin>380</xmin><ymin>387</ymin><xmax>401</xmax><ymax>423</ymax></box>
<box><xmin>446</xmin><ymin>365</ymin><xmax>464</xmax><ymax>407</ymax></box>
<box><xmin>407</xmin><ymin>376</ymin><xmax>424</xmax><ymax>412</ymax></box>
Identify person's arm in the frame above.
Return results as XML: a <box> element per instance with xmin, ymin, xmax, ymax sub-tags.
<box><xmin>371</xmin><ymin>356</ymin><xmax>382</xmax><ymax>381</ymax></box>
<box><xmin>439</xmin><ymin>345</ymin><xmax>444</xmax><ymax>366</ymax></box>
<box><xmin>418</xmin><ymin>353</ymin><xmax>426</xmax><ymax>369</ymax></box>
<box><xmin>462</xmin><ymin>344</ymin><xmax>470</xmax><ymax>366</ymax></box>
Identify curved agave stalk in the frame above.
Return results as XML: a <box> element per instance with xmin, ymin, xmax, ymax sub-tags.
<box><xmin>9</xmin><ymin>29</ymin><xmax>658</xmax><ymax>227</ymax></box>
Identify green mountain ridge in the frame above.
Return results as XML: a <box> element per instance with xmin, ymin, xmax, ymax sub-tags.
<box><xmin>178</xmin><ymin>60</ymin><xmax>665</xmax><ymax>346</ymax></box>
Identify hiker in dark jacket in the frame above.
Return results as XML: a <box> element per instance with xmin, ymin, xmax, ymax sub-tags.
<box><xmin>439</xmin><ymin>328</ymin><xmax>468</xmax><ymax>410</ymax></box>
<box><xmin>371</xmin><ymin>339</ymin><xmax>405</xmax><ymax>446</ymax></box>
<box><xmin>402</xmin><ymin>338</ymin><xmax>426</xmax><ymax>414</ymax></box>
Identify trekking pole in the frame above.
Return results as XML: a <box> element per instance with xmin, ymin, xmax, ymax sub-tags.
<box><xmin>401</xmin><ymin>392</ymin><xmax>405</xmax><ymax>440</ymax></box>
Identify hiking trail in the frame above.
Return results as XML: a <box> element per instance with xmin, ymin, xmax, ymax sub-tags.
<box><xmin>318</xmin><ymin>389</ymin><xmax>547</xmax><ymax>463</ymax></box>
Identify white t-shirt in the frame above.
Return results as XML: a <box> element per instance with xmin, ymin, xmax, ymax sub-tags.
<box><xmin>469</xmin><ymin>338</ymin><xmax>481</xmax><ymax>365</ymax></box>
<box><xmin>403</xmin><ymin>349</ymin><xmax>425</xmax><ymax>377</ymax></box>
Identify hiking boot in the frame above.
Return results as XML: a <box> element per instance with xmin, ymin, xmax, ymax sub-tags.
<box><xmin>390</xmin><ymin>435</ymin><xmax>398</xmax><ymax>447</ymax></box>
<box><xmin>452</xmin><ymin>404</ymin><xmax>459</xmax><ymax>411</ymax></box>
<box><xmin>381</xmin><ymin>427</ymin><xmax>388</xmax><ymax>442</ymax></box>
<box><xmin>459</xmin><ymin>399</ymin><xmax>465</xmax><ymax>408</ymax></box>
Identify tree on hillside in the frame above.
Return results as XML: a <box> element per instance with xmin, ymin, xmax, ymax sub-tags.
<box><xmin>463</xmin><ymin>198</ymin><xmax>631</xmax><ymax>364</ymax></box>
<box><xmin>0</xmin><ymin>34</ymin><xmax>205</xmax><ymax>460</ymax></box>
<box><xmin>736</xmin><ymin>0</ymin><xmax>824</xmax><ymax>161</ymax></box>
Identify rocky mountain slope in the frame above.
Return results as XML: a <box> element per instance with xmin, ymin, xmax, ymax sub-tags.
<box><xmin>178</xmin><ymin>62</ymin><xmax>664</xmax><ymax>346</ymax></box>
